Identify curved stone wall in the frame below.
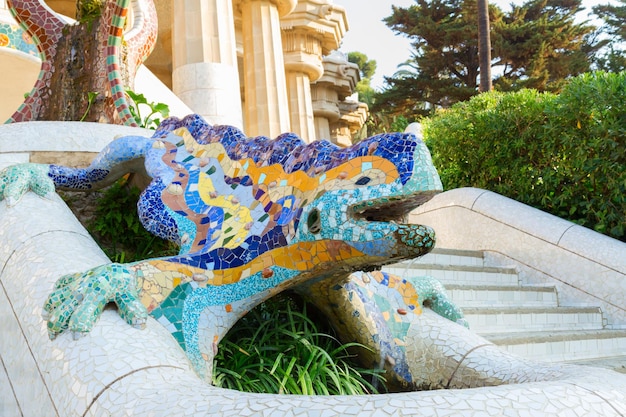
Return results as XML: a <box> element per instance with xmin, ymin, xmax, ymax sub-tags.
<box><xmin>410</xmin><ymin>187</ymin><xmax>626</xmax><ymax>328</ymax></box>
<box><xmin>0</xmin><ymin>9</ymin><xmax>40</xmax><ymax>122</ymax></box>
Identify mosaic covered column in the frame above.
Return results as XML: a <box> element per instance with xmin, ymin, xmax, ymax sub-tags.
<box><xmin>280</xmin><ymin>0</ymin><xmax>347</xmax><ymax>142</ymax></box>
<box><xmin>311</xmin><ymin>51</ymin><xmax>359</xmax><ymax>143</ymax></box>
<box><xmin>172</xmin><ymin>0</ymin><xmax>243</xmax><ymax>128</ymax></box>
<box><xmin>235</xmin><ymin>0</ymin><xmax>296</xmax><ymax>138</ymax></box>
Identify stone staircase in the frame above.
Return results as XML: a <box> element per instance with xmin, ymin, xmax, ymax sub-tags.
<box><xmin>383</xmin><ymin>248</ymin><xmax>626</xmax><ymax>373</ymax></box>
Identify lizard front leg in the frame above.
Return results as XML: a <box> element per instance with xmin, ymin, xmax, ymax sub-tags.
<box><xmin>43</xmin><ymin>263</ymin><xmax>148</xmax><ymax>339</ymax></box>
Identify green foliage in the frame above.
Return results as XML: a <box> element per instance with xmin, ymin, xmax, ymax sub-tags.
<box><xmin>379</xmin><ymin>0</ymin><xmax>483</xmax><ymax>112</ymax></box>
<box><xmin>76</xmin><ymin>0</ymin><xmax>104</xmax><ymax>22</ymax></box>
<box><xmin>492</xmin><ymin>0</ymin><xmax>598</xmax><ymax>92</ymax></box>
<box><xmin>593</xmin><ymin>44</ymin><xmax>626</xmax><ymax>73</ymax></box>
<box><xmin>367</xmin><ymin>113</ymin><xmax>411</xmax><ymax>135</ymax></box>
<box><xmin>374</xmin><ymin>0</ymin><xmax>602</xmax><ymax>123</ymax></box>
<box><xmin>424</xmin><ymin>71</ymin><xmax>626</xmax><ymax>242</ymax></box>
<box><xmin>348</xmin><ymin>51</ymin><xmax>377</xmax><ymax>106</ymax></box>
<box><xmin>213</xmin><ymin>293</ymin><xmax>386</xmax><ymax>395</ymax></box>
<box><xmin>125</xmin><ymin>89</ymin><xmax>170</xmax><ymax>130</ymax></box>
<box><xmin>593</xmin><ymin>0</ymin><xmax>626</xmax><ymax>41</ymax></box>
<box><xmin>348</xmin><ymin>52</ymin><xmax>377</xmax><ymax>80</ymax></box>
<box><xmin>89</xmin><ymin>177</ymin><xmax>178</xmax><ymax>262</ymax></box>
<box><xmin>591</xmin><ymin>0</ymin><xmax>626</xmax><ymax>72</ymax></box>
<box><xmin>543</xmin><ymin>72</ymin><xmax>626</xmax><ymax>238</ymax></box>
<box><xmin>80</xmin><ymin>91</ymin><xmax>99</xmax><ymax>122</ymax></box>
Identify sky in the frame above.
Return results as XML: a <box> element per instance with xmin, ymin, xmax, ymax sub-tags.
<box><xmin>337</xmin><ymin>0</ymin><xmax>609</xmax><ymax>89</ymax></box>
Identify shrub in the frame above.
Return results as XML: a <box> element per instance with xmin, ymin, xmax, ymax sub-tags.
<box><xmin>213</xmin><ymin>292</ymin><xmax>386</xmax><ymax>395</ymax></box>
<box><xmin>88</xmin><ymin>177</ymin><xmax>178</xmax><ymax>262</ymax></box>
<box><xmin>424</xmin><ymin>72</ymin><xmax>626</xmax><ymax>242</ymax></box>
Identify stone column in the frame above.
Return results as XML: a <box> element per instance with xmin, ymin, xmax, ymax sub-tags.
<box><xmin>311</xmin><ymin>51</ymin><xmax>359</xmax><ymax>143</ymax></box>
<box><xmin>172</xmin><ymin>0</ymin><xmax>243</xmax><ymax>128</ymax></box>
<box><xmin>234</xmin><ymin>0</ymin><xmax>296</xmax><ymax>138</ymax></box>
<box><xmin>280</xmin><ymin>0</ymin><xmax>347</xmax><ymax>142</ymax></box>
<box><xmin>330</xmin><ymin>96</ymin><xmax>369</xmax><ymax>147</ymax></box>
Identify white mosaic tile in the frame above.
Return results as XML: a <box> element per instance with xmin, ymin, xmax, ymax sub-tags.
<box><xmin>0</xmin><ymin>121</ymin><xmax>152</xmax><ymax>153</ymax></box>
<box><xmin>0</xmin><ymin>357</ymin><xmax>24</xmax><ymax>417</ymax></box>
<box><xmin>0</xmin><ymin>152</ymin><xmax>29</xmax><ymax>169</ymax></box>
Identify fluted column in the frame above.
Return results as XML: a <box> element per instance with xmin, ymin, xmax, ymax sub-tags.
<box><xmin>234</xmin><ymin>0</ymin><xmax>295</xmax><ymax>138</ymax></box>
<box><xmin>281</xmin><ymin>0</ymin><xmax>347</xmax><ymax>142</ymax></box>
<box><xmin>311</xmin><ymin>51</ymin><xmax>359</xmax><ymax>143</ymax></box>
<box><xmin>172</xmin><ymin>0</ymin><xmax>243</xmax><ymax>128</ymax></box>
<box><xmin>330</xmin><ymin>97</ymin><xmax>369</xmax><ymax>147</ymax></box>
<box><xmin>285</xmin><ymin>71</ymin><xmax>316</xmax><ymax>141</ymax></box>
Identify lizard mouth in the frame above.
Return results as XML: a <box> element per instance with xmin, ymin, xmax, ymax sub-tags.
<box><xmin>347</xmin><ymin>190</ymin><xmax>439</xmax><ymax>256</ymax></box>
<box><xmin>350</xmin><ymin>190</ymin><xmax>439</xmax><ymax>223</ymax></box>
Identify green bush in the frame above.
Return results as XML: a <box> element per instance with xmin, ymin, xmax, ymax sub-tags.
<box><xmin>424</xmin><ymin>72</ymin><xmax>626</xmax><ymax>242</ymax></box>
<box><xmin>213</xmin><ymin>292</ymin><xmax>386</xmax><ymax>395</ymax></box>
<box><xmin>88</xmin><ymin>177</ymin><xmax>178</xmax><ymax>262</ymax></box>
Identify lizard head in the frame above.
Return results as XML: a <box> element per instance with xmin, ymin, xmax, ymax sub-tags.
<box><xmin>292</xmin><ymin>135</ymin><xmax>442</xmax><ymax>277</ymax></box>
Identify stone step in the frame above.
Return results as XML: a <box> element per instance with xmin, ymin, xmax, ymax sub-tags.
<box><xmin>445</xmin><ymin>284</ymin><xmax>558</xmax><ymax>308</ymax></box>
<box><xmin>411</xmin><ymin>248</ymin><xmax>486</xmax><ymax>268</ymax></box>
<box><xmin>482</xmin><ymin>330</ymin><xmax>626</xmax><ymax>366</ymax></box>
<box><xmin>391</xmin><ymin>248</ymin><xmax>623</xmax><ymax>367</ymax></box>
<box><xmin>463</xmin><ymin>306</ymin><xmax>604</xmax><ymax>333</ymax></box>
<box><xmin>567</xmin><ymin>355</ymin><xmax>626</xmax><ymax>374</ymax></box>
<box><xmin>383</xmin><ymin>263</ymin><xmax>520</xmax><ymax>286</ymax></box>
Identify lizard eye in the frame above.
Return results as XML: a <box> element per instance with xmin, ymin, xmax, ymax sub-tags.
<box><xmin>307</xmin><ymin>208</ymin><xmax>321</xmax><ymax>234</ymax></box>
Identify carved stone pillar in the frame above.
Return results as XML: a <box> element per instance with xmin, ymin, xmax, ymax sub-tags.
<box><xmin>311</xmin><ymin>51</ymin><xmax>359</xmax><ymax>143</ymax></box>
<box><xmin>234</xmin><ymin>0</ymin><xmax>296</xmax><ymax>138</ymax></box>
<box><xmin>172</xmin><ymin>0</ymin><xmax>243</xmax><ymax>128</ymax></box>
<box><xmin>281</xmin><ymin>0</ymin><xmax>347</xmax><ymax>142</ymax></box>
<box><xmin>330</xmin><ymin>96</ymin><xmax>369</xmax><ymax>147</ymax></box>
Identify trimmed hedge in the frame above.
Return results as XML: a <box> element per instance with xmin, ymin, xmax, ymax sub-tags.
<box><xmin>424</xmin><ymin>72</ymin><xmax>626</xmax><ymax>242</ymax></box>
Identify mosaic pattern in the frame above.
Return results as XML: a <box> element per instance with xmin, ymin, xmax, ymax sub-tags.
<box><xmin>106</xmin><ymin>0</ymin><xmax>158</xmax><ymax>125</ymax></box>
<box><xmin>6</xmin><ymin>0</ymin><xmax>65</xmax><ymax>123</ymax></box>
<box><xmin>5</xmin><ymin>0</ymin><xmax>158</xmax><ymax>125</ymax></box>
<box><xmin>299</xmin><ymin>271</ymin><xmax>467</xmax><ymax>389</ymax></box>
<box><xmin>0</xmin><ymin>114</ymin><xmax>453</xmax><ymax>383</ymax></box>
<box><xmin>0</xmin><ymin>22</ymin><xmax>38</xmax><ymax>56</ymax></box>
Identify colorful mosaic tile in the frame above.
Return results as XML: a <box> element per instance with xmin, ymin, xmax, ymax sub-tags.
<box><xmin>0</xmin><ymin>22</ymin><xmax>38</xmax><ymax>56</ymax></box>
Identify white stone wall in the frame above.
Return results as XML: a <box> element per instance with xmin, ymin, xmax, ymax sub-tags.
<box><xmin>410</xmin><ymin>187</ymin><xmax>626</xmax><ymax>328</ymax></box>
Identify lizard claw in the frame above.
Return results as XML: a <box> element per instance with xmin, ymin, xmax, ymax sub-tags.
<box><xmin>44</xmin><ymin>263</ymin><xmax>148</xmax><ymax>338</ymax></box>
<box><xmin>0</xmin><ymin>163</ymin><xmax>55</xmax><ymax>206</ymax></box>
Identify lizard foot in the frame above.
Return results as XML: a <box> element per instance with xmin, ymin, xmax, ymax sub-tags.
<box><xmin>0</xmin><ymin>163</ymin><xmax>55</xmax><ymax>206</ymax></box>
<box><xmin>43</xmin><ymin>263</ymin><xmax>148</xmax><ymax>339</ymax></box>
<box><xmin>408</xmin><ymin>275</ymin><xmax>468</xmax><ymax>327</ymax></box>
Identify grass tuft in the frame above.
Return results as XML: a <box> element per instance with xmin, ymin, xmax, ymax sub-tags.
<box><xmin>213</xmin><ymin>293</ymin><xmax>386</xmax><ymax>395</ymax></box>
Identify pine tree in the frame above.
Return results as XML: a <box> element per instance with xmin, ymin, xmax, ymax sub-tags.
<box><xmin>493</xmin><ymin>0</ymin><xmax>597</xmax><ymax>91</ymax></box>
<box><xmin>376</xmin><ymin>0</ymin><xmax>485</xmax><ymax>116</ymax></box>
<box><xmin>592</xmin><ymin>0</ymin><xmax>626</xmax><ymax>72</ymax></box>
<box><xmin>372</xmin><ymin>0</ymin><xmax>600</xmax><ymax>121</ymax></box>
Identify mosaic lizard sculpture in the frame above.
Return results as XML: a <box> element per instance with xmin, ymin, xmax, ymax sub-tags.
<box><xmin>0</xmin><ymin>115</ymin><xmax>465</xmax><ymax>389</ymax></box>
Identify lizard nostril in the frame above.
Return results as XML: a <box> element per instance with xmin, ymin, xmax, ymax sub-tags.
<box><xmin>307</xmin><ymin>208</ymin><xmax>321</xmax><ymax>234</ymax></box>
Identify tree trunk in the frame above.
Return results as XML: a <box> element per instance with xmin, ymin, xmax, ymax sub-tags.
<box><xmin>39</xmin><ymin>17</ymin><xmax>119</xmax><ymax>123</ymax></box>
<box><xmin>477</xmin><ymin>0</ymin><xmax>492</xmax><ymax>92</ymax></box>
